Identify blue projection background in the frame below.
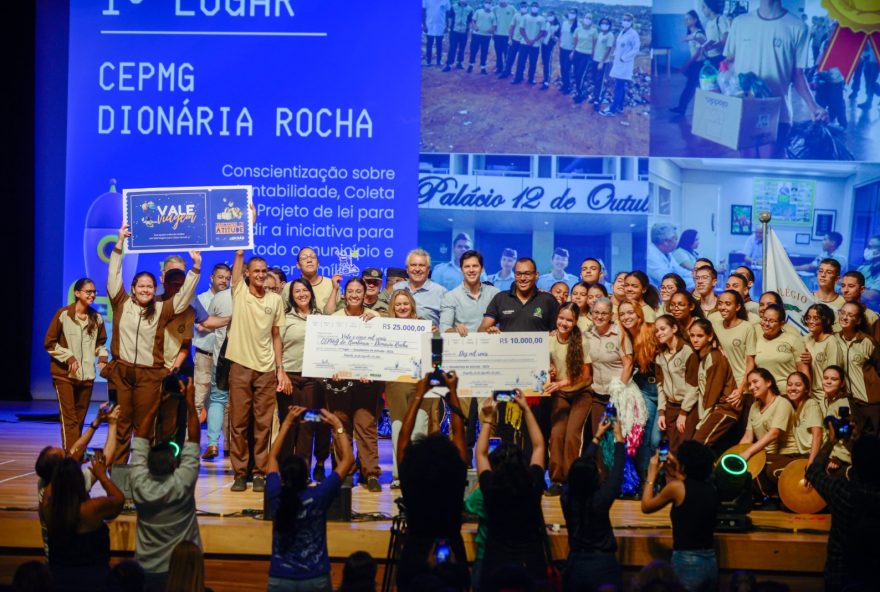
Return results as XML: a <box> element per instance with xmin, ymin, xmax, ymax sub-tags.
<box><xmin>34</xmin><ymin>0</ymin><xmax>420</xmax><ymax>396</ymax></box>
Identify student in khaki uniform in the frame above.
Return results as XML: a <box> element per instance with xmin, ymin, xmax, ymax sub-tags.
<box><xmin>623</xmin><ymin>271</ymin><xmax>659</xmax><ymax>323</ymax></box>
<box><xmin>279</xmin><ymin>279</ymin><xmax>329</xmax><ymax>479</ymax></box>
<box><xmin>778</xmin><ymin>371</ymin><xmax>823</xmax><ymax>468</ymax></box>
<box><xmin>692</xmin><ymin>265</ymin><xmax>718</xmax><ymax>318</ymax></box>
<box><xmin>709</xmin><ymin>290</ymin><xmax>756</xmax><ymax>409</ymax></box>
<box><xmin>570</xmin><ymin>282</ymin><xmax>593</xmax><ymax>333</ymax></box>
<box><xmin>44</xmin><ymin>278</ymin><xmax>109</xmax><ymax>451</ymax></box>
<box><xmin>154</xmin><ymin>268</ymin><xmax>197</xmax><ymax>445</ymax></box>
<box><xmin>836</xmin><ymin>302</ymin><xmax>880</xmax><ymax>436</ymax></box>
<box><xmin>538</xmin><ymin>11</ymin><xmax>559</xmax><ymax>90</ymax></box>
<box><xmin>545</xmin><ymin>303</ymin><xmax>592</xmax><ymax>496</ymax></box>
<box><xmin>839</xmin><ymin>271</ymin><xmax>880</xmax><ymax>336</ymax></box>
<box><xmin>512</xmin><ymin>2</ymin><xmax>546</xmax><ymax>85</ymax></box>
<box><xmin>755</xmin><ymin>304</ymin><xmax>809</xmax><ymax>394</ymax></box>
<box><xmin>723</xmin><ymin>274</ymin><xmax>761</xmax><ymax>323</ymax></box>
<box><xmin>468</xmin><ymin>2</ymin><xmax>496</xmax><ymax>74</ymax></box>
<box><xmin>810</xmin><ymin>259</ymin><xmax>846</xmax><ymax>315</ymax></box>
<box><xmin>558</xmin><ymin>9</ymin><xmax>578</xmax><ymax>94</ymax></box>
<box><xmin>492</xmin><ymin>0</ymin><xmax>516</xmax><ymax>74</ymax></box>
<box><xmin>723</xmin><ymin>0</ymin><xmax>828</xmax><ymax>157</ymax></box>
<box><xmin>105</xmin><ymin>226</ymin><xmax>200</xmax><ymax>465</ymax></box>
<box><xmin>591</xmin><ymin>18</ymin><xmax>615</xmax><ymax>110</ymax></box>
<box><xmin>820</xmin><ymin>366</ymin><xmax>853</xmax><ymax>475</ymax></box>
<box><xmin>226</xmin><ymin>249</ymin><xmax>290</xmax><ymax>493</ymax></box>
<box><xmin>586</xmin><ymin>298</ymin><xmax>634</xmax><ymax>436</ymax></box>
<box><xmin>570</xmin><ymin>15</ymin><xmax>597</xmax><ymax>103</ymax></box>
<box><xmin>687</xmin><ymin>319</ymin><xmax>744</xmax><ymax>448</ymax></box>
<box><xmin>654</xmin><ymin>315</ymin><xmax>697</xmax><ymax>451</ymax></box>
<box><xmin>328</xmin><ymin>278</ymin><xmax>383</xmax><ymax>492</ymax></box>
<box><xmin>757</xmin><ymin>291</ymin><xmax>800</xmax><ymax>335</ymax></box>
<box><xmin>500</xmin><ymin>2</ymin><xmax>528</xmax><ymax>78</ymax></box>
<box><xmin>668</xmin><ymin>290</ymin><xmax>705</xmax><ymax>348</ymax></box>
<box><xmin>801</xmin><ymin>303</ymin><xmax>844</xmax><ymax>410</ymax></box>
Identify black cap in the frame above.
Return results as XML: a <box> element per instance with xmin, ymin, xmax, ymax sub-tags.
<box><xmin>386</xmin><ymin>267</ymin><xmax>408</xmax><ymax>279</ymax></box>
<box><xmin>362</xmin><ymin>268</ymin><xmax>382</xmax><ymax>280</ymax></box>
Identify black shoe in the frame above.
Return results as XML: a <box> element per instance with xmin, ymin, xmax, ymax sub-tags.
<box><xmin>456</xmin><ymin>62</ymin><xmax>464</xmax><ymax>70</ymax></box>
<box><xmin>511</xmin><ymin>78</ymin><xmax>522</xmax><ymax>84</ymax></box>
<box><xmin>498</xmin><ymin>72</ymin><xmax>509</xmax><ymax>79</ymax></box>
<box><xmin>366</xmin><ymin>477</ymin><xmax>382</xmax><ymax>492</ymax></box>
<box><xmin>230</xmin><ymin>477</ymin><xmax>247</xmax><ymax>492</ymax></box>
<box><xmin>574</xmin><ymin>94</ymin><xmax>586</xmax><ymax>104</ymax></box>
<box><xmin>545</xmin><ymin>483</ymin><xmax>563</xmax><ymax>497</ymax></box>
<box><xmin>481</xmin><ymin>67</ymin><xmax>488</xmax><ymax>75</ymax></box>
<box><xmin>252</xmin><ymin>476</ymin><xmax>266</xmax><ymax>493</ymax></box>
<box><xmin>540</xmin><ymin>81</ymin><xmax>549</xmax><ymax>90</ymax></box>
<box><xmin>442</xmin><ymin>65</ymin><xmax>452</xmax><ymax>72</ymax></box>
<box><xmin>527</xmin><ymin>79</ymin><xmax>536</xmax><ymax>85</ymax></box>
<box><xmin>467</xmin><ymin>64</ymin><xmax>473</xmax><ymax>73</ymax></box>
<box><xmin>670</xmin><ymin>106</ymin><xmax>686</xmax><ymax>114</ymax></box>
<box><xmin>312</xmin><ymin>464</ymin><xmax>326</xmax><ymax>482</ymax></box>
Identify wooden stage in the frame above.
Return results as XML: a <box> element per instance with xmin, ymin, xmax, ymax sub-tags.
<box><xmin>0</xmin><ymin>401</ymin><xmax>830</xmax><ymax>590</ymax></box>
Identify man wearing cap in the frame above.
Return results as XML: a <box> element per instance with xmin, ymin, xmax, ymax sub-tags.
<box><xmin>536</xmin><ymin>247</ymin><xmax>579</xmax><ymax>292</ymax></box>
<box><xmin>379</xmin><ymin>267</ymin><xmax>408</xmax><ymax>305</ymax></box>
<box><xmin>431</xmin><ymin>232</ymin><xmax>488</xmax><ymax>291</ymax></box>
<box><xmin>488</xmin><ymin>248</ymin><xmax>517</xmax><ymax>291</ymax></box>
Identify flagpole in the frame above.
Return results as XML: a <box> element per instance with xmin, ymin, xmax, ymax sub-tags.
<box><xmin>759</xmin><ymin>211</ymin><xmax>771</xmax><ymax>293</ymax></box>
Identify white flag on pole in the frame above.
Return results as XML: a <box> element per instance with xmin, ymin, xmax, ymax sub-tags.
<box><xmin>763</xmin><ymin>227</ymin><xmax>814</xmax><ymax>334</ymax></box>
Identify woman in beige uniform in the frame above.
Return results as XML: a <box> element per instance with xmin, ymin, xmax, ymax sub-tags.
<box><xmin>106</xmin><ymin>225</ymin><xmax>200</xmax><ymax>464</ymax></box>
<box><xmin>654</xmin><ymin>314</ymin><xmax>697</xmax><ymax>451</ymax></box>
<box><xmin>585</xmin><ymin>298</ymin><xmax>633</xmax><ymax>436</ymax></box>
<box><xmin>836</xmin><ymin>302</ymin><xmax>880</xmax><ymax>435</ymax></box>
<box><xmin>545</xmin><ymin>303</ymin><xmax>592</xmax><ymax>495</ymax></box>
<box><xmin>327</xmin><ymin>278</ymin><xmax>383</xmax><ymax>491</ymax></box>
<box><xmin>570</xmin><ymin>282</ymin><xmax>593</xmax><ymax>333</ymax></box>
<box><xmin>44</xmin><ymin>278</ymin><xmax>109</xmax><ymax>451</ymax></box>
<box><xmin>820</xmin><ymin>365</ymin><xmax>853</xmax><ymax>475</ymax></box>
<box><xmin>384</xmin><ymin>289</ymin><xmax>435</xmax><ymax>489</ymax></box>
<box><xmin>755</xmin><ymin>304</ymin><xmax>809</xmax><ymax>395</ymax></box>
<box><xmin>778</xmin><ymin>371</ymin><xmax>823</xmax><ymax>467</ymax></box>
<box><xmin>801</xmin><ymin>303</ymin><xmax>843</xmax><ymax>410</ymax></box>
<box><xmin>688</xmin><ymin>319</ymin><xmax>743</xmax><ymax>448</ymax></box>
<box><xmin>623</xmin><ymin>271</ymin><xmax>659</xmax><ymax>323</ymax></box>
<box><xmin>710</xmin><ymin>290</ymin><xmax>756</xmax><ymax>412</ymax></box>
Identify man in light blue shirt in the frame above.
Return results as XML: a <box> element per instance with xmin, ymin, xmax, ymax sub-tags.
<box><xmin>440</xmin><ymin>250</ymin><xmax>500</xmax><ymax>334</ymax></box>
<box><xmin>394</xmin><ymin>248</ymin><xmax>447</xmax><ymax>327</ymax></box>
<box><xmin>536</xmin><ymin>247</ymin><xmax>579</xmax><ymax>291</ymax></box>
<box><xmin>191</xmin><ymin>263</ymin><xmax>231</xmax><ymax>424</ymax></box>
<box><xmin>431</xmin><ymin>232</ymin><xmax>488</xmax><ymax>291</ymax></box>
<box><xmin>488</xmin><ymin>247</ymin><xmax>517</xmax><ymax>291</ymax></box>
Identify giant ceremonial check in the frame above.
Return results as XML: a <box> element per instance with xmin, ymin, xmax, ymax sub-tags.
<box><xmin>302</xmin><ymin>316</ymin><xmax>432</xmax><ymax>383</ymax></box>
<box><xmin>123</xmin><ymin>186</ymin><xmax>254</xmax><ymax>253</ymax></box>
<box><xmin>442</xmin><ymin>333</ymin><xmax>550</xmax><ymax>397</ymax></box>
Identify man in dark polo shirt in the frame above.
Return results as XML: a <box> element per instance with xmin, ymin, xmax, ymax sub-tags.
<box><xmin>479</xmin><ymin>257</ymin><xmax>559</xmax><ymax>333</ymax></box>
<box><xmin>479</xmin><ymin>257</ymin><xmax>557</xmax><ymax>460</ymax></box>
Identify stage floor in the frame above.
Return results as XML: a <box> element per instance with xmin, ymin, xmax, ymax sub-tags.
<box><xmin>0</xmin><ymin>401</ymin><xmax>830</xmax><ymax>589</ymax></box>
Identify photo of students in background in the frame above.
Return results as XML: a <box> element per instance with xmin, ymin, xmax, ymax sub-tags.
<box><xmin>421</xmin><ymin>0</ymin><xmax>652</xmax><ymax>155</ymax></box>
<box><xmin>649</xmin><ymin>0</ymin><xmax>880</xmax><ymax>161</ymax></box>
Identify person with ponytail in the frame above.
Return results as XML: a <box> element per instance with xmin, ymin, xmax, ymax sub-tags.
<box><xmin>654</xmin><ymin>314</ymin><xmax>697</xmax><ymax>452</ymax></box>
<box><xmin>836</xmin><ymin>302</ymin><xmax>880</xmax><ymax>435</ymax></box>
<box><xmin>545</xmin><ymin>303</ymin><xmax>593</xmax><ymax>496</ymax></box>
<box><xmin>687</xmin><ymin>319</ymin><xmax>744</xmax><ymax>448</ymax></box>
<box><xmin>739</xmin><ymin>368</ymin><xmax>793</xmax><ymax>462</ymax></box>
<box><xmin>667</xmin><ymin>290</ymin><xmax>704</xmax><ymax>347</ymax></box>
<box><xmin>44</xmin><ymin>278</ymin><xmax>109</xmax><ymax>451</ymax></box>
<box><xmin>266</xmin><ymin>405</ymin><xmax>353</xmax><ymax>592</ymax></box>
<box><xmin>106</xmin><ymin>225</ymin><xmax>201</xmax><ymax>465</ymax></box>
<box><xmin>623</xmin><ymin>271</ymin><xmax>660</xmax><ymax>323</ymax></box>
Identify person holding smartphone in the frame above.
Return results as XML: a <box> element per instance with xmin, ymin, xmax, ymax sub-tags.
<box><xmin>561</xmin><ymin>416</ymin><xmax>625</xmax><ymax>591</ymax></box>
<box><xmin>641</xmin><ymin>441</ymin><xmax>719</xmax><ymax>592</ymax></box>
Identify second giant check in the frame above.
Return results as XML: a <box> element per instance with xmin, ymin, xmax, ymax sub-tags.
<box><xmin>442</xmin><ymin>333</ymin><xmax>549</xmax><ymax>397</ymax></box>
<box><xmin>302</xmin><ymin>315</ymin><xmax>432</xmax><ymax>383</ymax></box>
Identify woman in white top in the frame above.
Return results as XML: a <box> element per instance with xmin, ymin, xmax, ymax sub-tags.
<box><xmin>600</xmin><ymin>12</ymin><xmax>641</xmax><ymax>117</ymax></box>
<box><xmin>700</xmin><ymin>0</ymin><xmax>728</xmax><ymax>68</ymax></box>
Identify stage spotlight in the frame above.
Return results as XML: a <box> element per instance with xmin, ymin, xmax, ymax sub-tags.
<box><xmin>714</xmin><ymin>453</ymin><xmax>753</xmax><ymax>532</ymax></box>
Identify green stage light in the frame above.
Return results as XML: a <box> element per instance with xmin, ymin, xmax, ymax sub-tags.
<box><xmin>720</xmin><ymin>454</ymin><xmax>748</xmax><ymax>476</ymax></box>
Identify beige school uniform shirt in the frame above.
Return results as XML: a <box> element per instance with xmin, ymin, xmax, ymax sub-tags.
<box><xmin>655</xmin><ymin>342</ymin><xmax>698</xmax><ymax>412</ymax></box>
<box><xmin>825</xmin><ymin>397</ymin><xmax>852</xmax><ymax>464</ymax></box>
<box><xmin>724</xmin><ymin>10</ymin><xmax>809</xmax><ymax>124</ymax></box>
<box><xmin>755</xmin><ymin>331</ymin><xmax>805</xmax><ymax>394</ymax></box>
<box><xmin>472</xmin><ymin>8</ymin><xmax>496</xmax><ymax>36</ymax></box>
<box><xmin>641</xmin><ymin>303</ymin><xmax>657</xmax><ymax>323</ymax></box>
<box><xmin>593</xmin><ymin>31</ymin><xmax>614</xmax><ymax>65</ymax></box>
<box><xmin>747</xmin><ymin>395</ymin><xmax>793</xmax><ymax>455</ymax></box>
<box><xmin>783</xmin><ymin>399</ymin><xmax>823</xmax><ymax>455</ymax></box>
<box><xmin>577</xmin><ymin>315</ymin><xmax>593</xmax><ymax>333</ymax></box>
<box><xmin>803</xmin><ymin>334</ymin><xmax>844</xmax><ymax>408</ymax></box>
<box><xmin>572</xmin><ymin>25</ymin><xmax>597</xmax><ymax>55</ymax></box>
<box><xmin>511</xmin><ymin>13</ymin><xmax>526</xmax><ymax>42</ymax></box>
<box><xmin>280</xmin><ymin>309</ymin><xmax>317</xmax><ymax>373</ymax></box>
<box><xmin>162</xmin><ymin>307</ymin><xmax>195</xmax><ymax>370</ymax></box>
<box><xmin>494</xmin><ymin>3</ymin><xmax>516</xmax><ymax>35</ymax></box>
<box><xmin>549</xmin><ymin>334</ymin><xmax>592</xmax><ymax>392</ymax></box>
<box><xmin>309</xmin><ymin>276</ymin><xmax>334</xmax><ymax>312</ymax></box>
<box><xmin>226</xmin><ymin>280</ymin><xmax>285</xmax><ymax>373</ymax></box>
<box><xmin>836</xmin><ymin>332</ymin><xmax>880</xmax><ymax>404</ymax></box>
<box><xmin>520</xmin><ymin>13</ymin><xmax>545</xmax><ymax>43</ymax></box>
<box><xmin>711</xmin><ymin>318</ymin><xmax>757</xmax><ymax>386</ymax></box>
<box><xmin>587</xmin><ymin>323</ymin><xmax>632</xmax><ymax>395</ymax></box>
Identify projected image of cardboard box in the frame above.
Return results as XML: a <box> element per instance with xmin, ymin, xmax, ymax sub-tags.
<box><xmin>691</xmin><ymin>89</ymin><xmax>782</xmax><ymax>150</ymax></box>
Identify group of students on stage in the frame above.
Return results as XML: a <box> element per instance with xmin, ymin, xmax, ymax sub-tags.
<box><xmin>423</xmin><ymin>0</ymin><xmax>642</xmax><ymax>116</ymax></box>
<box><xmin>44</xmin><ymin>217</ymin><xmax>879</xmax><ymax>506</ymax></box>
